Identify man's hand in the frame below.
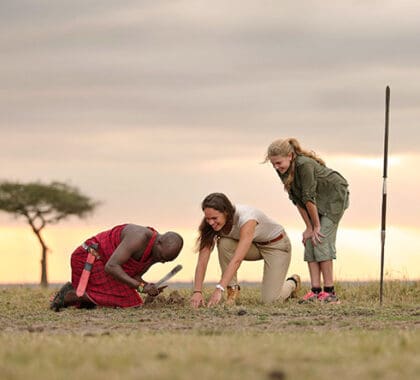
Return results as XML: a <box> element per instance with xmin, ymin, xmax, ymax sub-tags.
<box><xmin>191</xmin><ymin>292</ymin><xmax>206</xmax><ymax>308</ymax></box>
<box><xmin>143</xmin><ymin>283</ymin><xmax>167</xmax><ymax>296</ymax></box>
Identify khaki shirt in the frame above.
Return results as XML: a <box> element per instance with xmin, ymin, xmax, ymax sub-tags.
<box><xmin>278</xmin><ymin>155</ymin><xmax>349</xmax><ymax>223</ymax></box>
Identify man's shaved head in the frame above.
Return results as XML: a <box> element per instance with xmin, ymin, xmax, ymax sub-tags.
<box><xmin>160</xmin><ymin>232</ymin><xmax>183</xmax><ymax>261</ymax></box>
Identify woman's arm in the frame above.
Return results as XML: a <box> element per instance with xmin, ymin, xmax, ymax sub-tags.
<box><xmin>297</xmin><ymin>204</ymin><xmax>313</xmax><ymax>246</ymax></box>
<box><xmin>297</xmin><ymin>204</ymin><xmax>312</xmax><ymax>229</ymax></box>
<box><xmin>190</xmin><ymin>246</ymin><xmax>212</xmax><ymax>308</ymax></box>
<box><xmin>304</xmin><ymin>201</ymin><xmax>324</xmax><ymax>245</ymax></box>
<box><xmin>296</xmin><ymin>202</ymin><xmax>324</xmax><ymax>246</ymax></box>
<box><xmin>207</xmin><ymin>220</ymin><xmax>256</xmax><ymax>307</ymax></box>
<box><xmin>296</xmin><ymin>160</ymin><xmax>324</xmax><ymax>245</ymax></box>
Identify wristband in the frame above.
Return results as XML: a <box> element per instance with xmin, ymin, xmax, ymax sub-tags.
<box><xmin>138</xmin><ymin>281</ymin><xmax>146</xmax><ymax>293</ymax></box>
<box><xmin>193</xmin><ymin>290</ymin><xmax>202</xmax><ymax>294</ymax></box>
<box><xmin>215</xmin><ymin>284</ymin><xmax>225</xmax><ymax>292</ymax></box>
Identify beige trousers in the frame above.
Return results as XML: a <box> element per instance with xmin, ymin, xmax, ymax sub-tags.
<box><xmin>217</xmin><ymin>234</ymin><xmax>295</xmax><ymax>303</ymax></box>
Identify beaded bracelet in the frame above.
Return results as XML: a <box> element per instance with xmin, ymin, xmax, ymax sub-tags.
<box><xmin>137</xmin><ymin>281</ymin><xmax>146</xmax><ymax>293</ymax></box>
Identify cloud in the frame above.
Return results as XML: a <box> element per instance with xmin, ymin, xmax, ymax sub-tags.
<box><xmin>1</xmin><ymin>1</ymin><xmax>419</xmax><ymax>157</ymax></box>
<box><xmin>0</xmin><ymin>1</ymin><xmax>419</xmax><ymax>232</ymax></box>
<box><xmin>2</xmin><ymin>1</ymin><xmax>420</xmax><ymax>285</ymax></box>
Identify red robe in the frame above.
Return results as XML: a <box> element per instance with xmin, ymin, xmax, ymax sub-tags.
<box><xmin>71</xmin><ymin>224</ymin><xmax>155</xmax><ymax>307</ymax></box>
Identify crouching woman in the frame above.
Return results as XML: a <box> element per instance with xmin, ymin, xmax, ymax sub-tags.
<box><xmin>190</xmin><ymin>192</ymin><xmax>300</xmax><ymax>308</ymax></box>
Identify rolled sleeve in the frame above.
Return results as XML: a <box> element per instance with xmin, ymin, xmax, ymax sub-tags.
<box><xmin>298</xmin><ymin>162</ymin><xmax>317</xmax><ymax>204</ymax></box>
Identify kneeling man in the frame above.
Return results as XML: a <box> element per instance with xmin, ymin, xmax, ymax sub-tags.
<box><xmin>50</xmin><ymin>224</ymin><xmax>183</xmax><ymax>310</ymax></box>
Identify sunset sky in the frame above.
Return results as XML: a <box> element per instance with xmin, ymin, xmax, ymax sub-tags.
<box><xmin>1</xmin><ymin>1</ymin><xmax>419</xmax><ymax>285</ymax></box>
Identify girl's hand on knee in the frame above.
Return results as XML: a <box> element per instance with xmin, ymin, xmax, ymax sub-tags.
<box><xmin>312</xmin><ymin>227</ymin><xmax>325</xmax><ymax>246</ymax></box>
<box><xmin>302</xmin><ymin>228</ymin><xmax>313</xmax><ymax>245</ymax></box>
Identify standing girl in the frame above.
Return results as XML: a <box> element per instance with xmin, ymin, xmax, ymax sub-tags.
<box><xmin>265</xmin><ymin>138</ymin><xmax>349</xmax><ymax>303</ymax></box>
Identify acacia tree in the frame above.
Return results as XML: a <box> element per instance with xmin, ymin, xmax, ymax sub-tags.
<box><xmin>0</xmin><ymin>181</ymin><xmax>98</xmax><ymax>287</ymax></box>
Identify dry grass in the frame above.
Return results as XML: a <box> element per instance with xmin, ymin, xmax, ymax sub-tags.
<box><xmin>0</xmin><ymin>281</ymin><xmax>419</xmax><ymax>380</ymax></box>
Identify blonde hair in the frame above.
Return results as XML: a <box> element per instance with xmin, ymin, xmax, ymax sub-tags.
<box><xmin>264</xmin><ymin>138</ymin><xmax>325</xmax><ymax>192</ymax></box>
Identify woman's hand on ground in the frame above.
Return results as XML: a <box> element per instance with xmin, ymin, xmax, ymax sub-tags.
<box><xmin>207</xmin><ymin>289</ymin><xmax>223</xmax><ymax>307</ymax></box>
<box><xmin>191</xmin><ymin>292</ymin><xmax>205</xmax><ymax>308</ymax></box>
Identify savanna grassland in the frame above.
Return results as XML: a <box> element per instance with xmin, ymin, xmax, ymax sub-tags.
<box><xmin>0</xmin><ymin>281</ymin><xmax>419</xmax><ymax>380</ymax></box>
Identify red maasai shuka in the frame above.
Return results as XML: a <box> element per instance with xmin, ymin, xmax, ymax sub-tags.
<box><xmin>71</xmin><ymin>224</ymin><xmax>155</xmax><ymax>308</ymax></box>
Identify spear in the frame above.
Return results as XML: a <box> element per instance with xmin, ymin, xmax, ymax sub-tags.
<box><xmin>380</xmin><ymin>86</ymin><xmax>390</xmax><ymax>305</ymax></box>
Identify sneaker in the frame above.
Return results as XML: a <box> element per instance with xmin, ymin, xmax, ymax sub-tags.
<box><xmin>298</xmin><ymin>290</ymin><xmax>318</xmax><ymax>304</ymax></box>
<box><xmin>287</xmin><ymin>274</ymin><xmax>301</xmax><ymax>298</ymax></box>
<box><xmin>318</xmin><ymin>291</ymin><xmax>340</xmax><ymax>304</ymax></box>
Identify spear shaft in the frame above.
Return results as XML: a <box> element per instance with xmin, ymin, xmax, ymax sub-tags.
<box><xmin>380</xmin><ymin>86</ymin><xmax>390</xmax><ymax>305</ymax></box>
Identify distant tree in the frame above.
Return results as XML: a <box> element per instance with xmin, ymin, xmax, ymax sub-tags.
<box><xmin>0</xmin><ymin>181</ymin><xmax>98</xmax><ymax>287</ymax></box>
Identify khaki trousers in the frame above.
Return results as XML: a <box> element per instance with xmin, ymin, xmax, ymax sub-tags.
<box><xmin>217</xmin><ymin>234</ymin><xmax>295</xmax><ymax>303</ymax></box>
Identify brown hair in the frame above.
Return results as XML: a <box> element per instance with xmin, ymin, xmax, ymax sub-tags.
<box><xmin>196</xmin><ymin>193</ymin><xmax>235</xmax><ymax>252</ymax></box>
<box><xmin>264</xmin><ymin>138</ymin><xmax>325</xmax><ymax>192</ymax></box>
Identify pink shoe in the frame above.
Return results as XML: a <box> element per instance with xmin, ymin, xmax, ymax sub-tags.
<box><xmin>298</xmin><ymin>291</ymin><xmax>318</xmax><ymax>304</ymax></box>
<box><xmin>318</xmin><ymin>291</ymin><xmax>340</xmax><ymax>303</ymax></box>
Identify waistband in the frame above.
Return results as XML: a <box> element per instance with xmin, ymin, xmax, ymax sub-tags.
<box><xmin>257</xmin><ymin>232</ymin><xmax>285</xmax><ymax>246</ymax></box>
